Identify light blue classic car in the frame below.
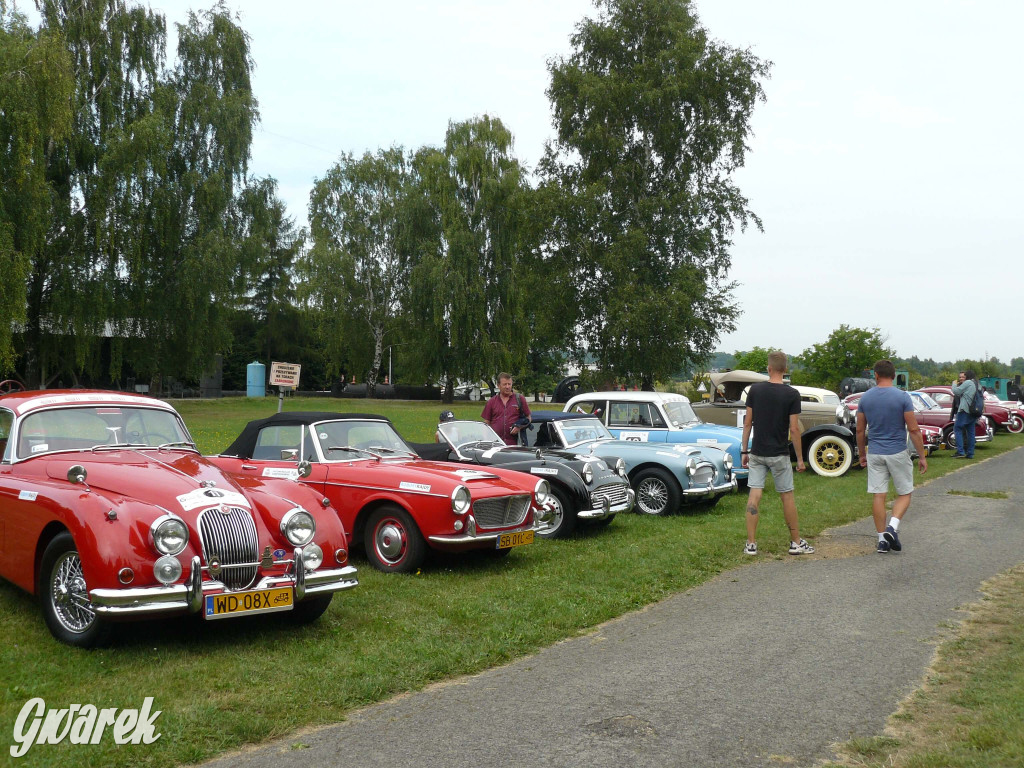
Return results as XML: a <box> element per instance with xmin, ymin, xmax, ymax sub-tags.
<box><xmin>562</xmin><ymin>391</ymin><xmax>750</xmax><ymax>481</ymax></box>
<box><xmin>527</xmin><ymin>411</ymin><xmax>737</xmax><ymax>514</ymax></box>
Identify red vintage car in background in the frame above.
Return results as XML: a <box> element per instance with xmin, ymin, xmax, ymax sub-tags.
<box><xmin>846</xmin><ymin>391</ymin><xmax>991</xmax><ymax>451</ymax></box>
<box><xmin>916</xmin><ymin>385</ymin><xmax>1014</xmax><ymax>432</ymax></box>
<box><xmin>0</xmin><ymin>390</ymin><xmax>358</xmax><ymax>647</ymax></box>
<box><xmin>211</xmin><ymin>412</ymin><xmax>553</xmax><ymax>573</ymax></box>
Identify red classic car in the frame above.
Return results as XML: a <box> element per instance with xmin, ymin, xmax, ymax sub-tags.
<box><xmin>847</xmin><ymin>391</ymin><xmax>991</xmax><ymax>450</ymax></box>
<box><xmin>0</xmin><ymin>391</ymin><xmax>358</xmax><ymax>647</ymax></box>
<box><xmin>916</xmin><ymin>385</ymin><xmax>1012</xmax><ymax>432</ymax></box>
<box><xmin>211</xmin><ymin>412</ymin><xmax>553</xmax><ymax>573</ymax></box>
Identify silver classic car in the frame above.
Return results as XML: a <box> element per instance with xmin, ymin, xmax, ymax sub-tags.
<box><xmin>525</xmin><ymin>412</ymin><xmax>737</xmax><ymax>514</ymax></box>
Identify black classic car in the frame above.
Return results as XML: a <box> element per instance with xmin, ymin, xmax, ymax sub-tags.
<box><xmin>409</xmin><ymin>418</ymin><xmax>634</xmax><ymax>538</ymax></box>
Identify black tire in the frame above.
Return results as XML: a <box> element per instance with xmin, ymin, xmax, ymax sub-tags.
<box><xmin>633</xmin><ymin>468</ymin><xmax>681</xmax><ymax>516</ymax></box>
<box><xmin>942</xmin><ymin>426</ymin><xmax>957</xmax><ymax>451</ymax></box>
<box><xmin>364</xmin><ymin>505</ymin><xmax>427</xmax><ymax>573</ymax></box>
<box><xmin>535</xmin><ymin>486</ymin><xmax>578</xmax><ymax>539</ymax></box>
<box><xmin>38</xmin><ymin>532</ymin><xmax>113</xmax><ymax>648</ymax></box>
<box><xmin>1007</xmin><ymin>414</ymin><xmax>1024</xmax><ymax>434</ymax></box>
<box><xmin>288</xmin><ymin>594</ymin><xmax>333</xmax><ymax>624</ymax></box>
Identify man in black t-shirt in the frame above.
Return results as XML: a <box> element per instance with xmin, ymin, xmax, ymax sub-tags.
<box><xmin>739</xmin><ymin>351</ymin><xmax>813</xmax><ymax>556</ymax></box>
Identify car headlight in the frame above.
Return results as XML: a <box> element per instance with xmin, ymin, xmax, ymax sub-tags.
<box><xmin>581</xmin><ymin>463</ymin><xmax>594</xmax><ymax>484</ymax></box>
<box><xmin>301</xmin><ymin>543</ymin><xmax>324</xmax><ymax>572</ymax></box>
<box><xmin>534</xmin><ymin>479</ymin><xmax>550</xmax><ymax>504</ymax></box>
<box><xmin>451</xmin><ymin>485</ymin><xmax>471</xmax><ymax>515</ymax></box>
<box><xmin>153</xmin><ymin>555</ymin><xmax>182</xmax><ymax>585</ymax></box>
<box><xmin>280</xmin><ymin>507</ymin><xmax>316</xmax><ymax>546</ymax></box>
<box><xmin>150</xmin><ymin>515</ymin><xmax>189</xmax><ymax>556</ymax></box>
<box><xmin>723</xmin><ymin>452</ymin><xmax>733</xmax><ymax>470</ymax></box>
<box><xmin>686</xmin><ymin>458</ymin><xmax>697</xmax><ymax>476</ymax></box>
<box><xmin>615</xmin><ymin>458</ymin><xmax>627</xmax><ymax>478</ymax></box>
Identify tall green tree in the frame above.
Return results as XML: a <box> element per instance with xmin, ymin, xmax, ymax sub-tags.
<box><xmin>0</xmin><ymin>8</ymin><xmax>73</xmax><ymax>374</ymax></box>
<box><xmin>305</xmin><ymin>147</ymin><xmax>410</xmax><ymax>397</ymax></box>
<box><xmin>733</xmin><ymin>346</ymin><xmax>773</xmax><ymax>373</ymax></box>
<box><xmin>541</xmin><ymin>0</ymin><xmax>768</xmax><ymax>389</ymax></box>
<box><xmin>407</xmin><ymin>116</ymin><xmax>533</xmax><ymax>402</ymax></box>
<box><xmin>23</xmin><ymin>0</ymin><xmax>167</xmax><ymax>387</ymax></box>
<box><xmin>797</xmin><ymin>325</ymin><xmax>894</xmax><ymax>391</ymax></box>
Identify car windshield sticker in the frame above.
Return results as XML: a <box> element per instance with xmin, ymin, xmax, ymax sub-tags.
<box><xmin>319</xmin><ymin>432</ymin><xmax>329</xmax><ymax>439</ymax></box>
<box><xmin>177</xmin><ymin>487</ymin><xmax>250</xmax><ymax>512</ymax></box>
<box><xmin>262</xmin><ymin>467</ymin><xmax>299</xmax><ymax>480</ymax></box>
<box><xmin>18</xmin><ymin>490</ymin><xmax>38</xmax><ymax>501</ymax></box>
<box><xmin>399</xmin><ymin>481</ymin><xmax>431</xmax><ymax>492</ymax></box>
<box><xmin>619</xmin><ymin>431</ymin><xmax>649</xmax><ymax>441</ymax></box>
<box><xmin>30</xmin><ymin>444</ymin><xmax>49</xmax><ymax>453</ymax></box>
<box><xmin>530</xmin><ymin>466</ymin><xmax>559</xmax><ymax>476</ymax></box>
<box><xmin>453</xmin><ymin>469</ymin><xmax>499</xmax><ymax>481</ymax></box>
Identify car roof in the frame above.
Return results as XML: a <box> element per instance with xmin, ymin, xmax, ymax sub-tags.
<box><xmin>707</xmin><ymin>370</ymin><xmax>769</xmax><ymax>387</ymax></box>
<box><xmin>566</xmin><ymin>391</ymin><xmax>689</xmax><ymax>404</ymax></box>
<box><xmin>221</xmin><ymin>411</ymin><xmax>391</xmax><ymax>458</ymax></box>
<box><xmin>0</xmin><ymin>389</ymin><xmax>177</xmax><ymax>417</ymax></box>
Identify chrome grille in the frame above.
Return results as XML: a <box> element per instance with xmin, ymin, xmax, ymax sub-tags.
<box><xmin>472</xmin><ymin>495</ymin><xmax>530</xmax><ymax>529</ymax></box>
<box><xmin>590</xmin><ymin>482</ymin><xmax>630</xmax><ymax>509</ymax></box>
<box><xmin>692</xmin><ymin>464</ymin><xmax>715</xmax><ymax>486</ymax></box>
<box><xmin>197</xmin><ymin>506</ymin><xmax>259</xmax><ymax>590</ymax></box>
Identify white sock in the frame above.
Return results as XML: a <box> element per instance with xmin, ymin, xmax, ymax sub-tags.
<box><xmin>889</xmin><ymin>518</ymin><xmax>901</xmax><ymax>532</ymax></box>
<box><xmin>878</xmin><ymin>532</ymin><xmax>886</xmax><ymax>542</ymax></box>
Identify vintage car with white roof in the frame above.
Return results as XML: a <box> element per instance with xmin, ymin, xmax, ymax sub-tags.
<box><xmin>562</xmin><ymin>390</ymin><xmax>750</xmax><ymax>482</ymax></box>
<box><xmin>212</xmin><ymin>412</ymin><xmax>554</xmax><ymax>573</ymax></box>
<box><xmin>409</xmin><ymin>417</ymin><xmax>633</xmax><ymax>539</ymax></box>
<box><xmin>524</xmin><ymin>411</ymin><xmax>737</xmax><ymax>515</ymax></box>
<box><xmin>0</xmin><ymin>390</ymin><xmax>357</xmax><ymax>647</ymax></box>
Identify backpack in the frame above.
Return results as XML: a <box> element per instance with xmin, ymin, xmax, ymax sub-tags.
<box><xmin>968</xmin><ymin>383</ymin><xmax>985</xmax><ymax>418</ymax></box>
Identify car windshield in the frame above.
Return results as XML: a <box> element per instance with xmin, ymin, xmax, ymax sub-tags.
<box><xmin>16</xmin><ymin>406</ymin><xmax>192</xmax><ymax>460</ymax></box>
<box><xmin>662</xmin><ymin>400</ymin><xmax>699</xmax><ymax>426</ymax></box>
<box><xmin>556</xmin><ymin>418</ymin><xmax>614</xmax><ymax>447</ymax></box>
<box><xmin>911</xmin><ymin>392</ymin><xmax>941</xmax><ymax>411</ymax></box>
<box><xmin>437</xmin><ymin>420</ymin><xmax>503</xmax><ymax>449</ymax></box>
<box><xmin>313</xmin><ymin>420</ymin><xmax>416</xmax><ymax>459</ymax></box>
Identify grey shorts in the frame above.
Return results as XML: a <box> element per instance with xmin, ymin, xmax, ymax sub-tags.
<box><xmin>747</xmin><ymin>454</ymin><xmax>794</xmax><ymax>493</ymax></box>
<box><xmin>867</xmin><ymin>451</ymin><xmax>914</xmax><ymax>495</ymax></box>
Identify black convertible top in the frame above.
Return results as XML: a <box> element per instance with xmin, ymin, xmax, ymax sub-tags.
<box><xmin>220</xmin><ymin>411</ymin><xmax>389</xmax><ymax>458</ymax></box>
<box><xmin>528</xmin><ymin>410</ymin><xmax>590</xmax><ymax>423</ymax></box>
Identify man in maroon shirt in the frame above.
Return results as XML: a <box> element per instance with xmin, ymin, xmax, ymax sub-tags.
<box><xmin>481</xmin><ymin>373</ymin><xmax>531</xmax><ymax>446</ymax></box>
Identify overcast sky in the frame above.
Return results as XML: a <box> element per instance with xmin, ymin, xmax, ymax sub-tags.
<box><xmin>23</xmin><ymin>0</ymin><xmax>1024</xmax><ymax>365</ymax></box>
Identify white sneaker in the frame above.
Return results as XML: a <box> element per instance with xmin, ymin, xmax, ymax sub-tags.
<box><xmin>788</xmin><ymin>539</ymin><xmax>815</xmax><ymax>555</ymax></box>
<box><xmin>743</xmin><ymin>542</ymin><xmax>757</xmax><ymax>555</ymax></box>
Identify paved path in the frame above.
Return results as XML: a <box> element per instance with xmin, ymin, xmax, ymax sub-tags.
<box><xmin>204</xmin><ymin>449</ymin><xmax>1024</xmax><ymax>768</ymax></box>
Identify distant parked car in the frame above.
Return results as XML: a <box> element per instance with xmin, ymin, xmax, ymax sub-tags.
<box><xmin>212</xmin><ymin>412</ymin><xmax>552</xmax><ymax>573</ymax></box>
<box><xmin>0</xmin><ymin>390</ymin><xmax>358</xmax><ymax>647</ymax></box>
<box><xmin>409</xmin><ymin>418</ymin><xmax>634</xmax><ymax>538</ymax></box>
<box><xmin>524</xmin><ymin>411</ymin><xmax>737</xmax><ymax>514</ymax></box>
<box><xmin>562</xmin><ymin>390</ymin><xmax>750</xmax><ymax>481</ymax></box>
<box><xmin>691</xmin><ymin>371</ymin><xmax>856</xmax><ymax>478</ymax></box>
<box><xmin>981</xmin><ymin>390</ymin><xmax>1024</xmax><ymax>433</ymax></box>
<box><xmin>916</xmin><ymin>385</ymin><xmax>1012</xmax><ymax>433</ymax></box>
<box><xmin>908</xmin><ymin>391</ymin><xmax>993</xmax><ymax>450</ymax></box>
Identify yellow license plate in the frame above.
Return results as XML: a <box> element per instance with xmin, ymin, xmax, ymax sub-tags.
<box><xmin>497</xmin><ymin>530</ymin><xmax>534</xmax><ymax>550</ymax></box>
<box><xmin>205</xmin><ymin>587</ymin><xmax>293</xmax><ymax>620</ymax></box>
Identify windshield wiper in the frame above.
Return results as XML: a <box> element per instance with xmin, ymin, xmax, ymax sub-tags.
<box><xmin>91</xmin><ymin>442</ymin><xmax>148</xmax><ymax>452</ymax></box>
<box><xmin>368</xmin><ymin>446</ymin><xmax>417</xmax><ymax>457</ymax></box>
<box><xmin>326</xmin><ymin>445</ymin><xmax>380</xmax><ymax>458</ymax></box>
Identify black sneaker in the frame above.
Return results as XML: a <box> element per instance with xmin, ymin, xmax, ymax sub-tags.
<box><xmin>876</xmin><ymin>539</ymin><xmax>891</xmax><ymax>553</ymax></box>
<box><xmin>883</xmin><ymin>524</ymin><xmax>902</xmax><ymax>552</ymax></box>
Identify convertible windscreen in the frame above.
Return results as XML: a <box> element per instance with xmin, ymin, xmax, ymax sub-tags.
<box><xmin>17</xmin><ymin>407</ymin><xmax>191</xmax><ymax>458</ymax></box>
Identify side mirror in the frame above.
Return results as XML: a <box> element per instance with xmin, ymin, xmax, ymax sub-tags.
<box><xmin>67</xmin><ymin>465</ymin><xmax>88</xmax><ymax>485</ymax></box>
<box><xmin>297</xmin><ymin>460</ymin><xmax>312</xmax><ymax>478</ymax></box>
<box><xmin>280</xmin><ymin>449</ymin><xmax>298</xmax><ymax>461</ymax></box>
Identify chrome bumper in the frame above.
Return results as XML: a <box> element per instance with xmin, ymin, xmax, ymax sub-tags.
<box><xmin>428</xmin><ymin>522</ymin><xmax>535</xmax><ymax>546</ymax></box>
<box><xmin>682</xmin><ymin>475</ymin><xmax>739</xmax><ymax>498</ymax></box>
<box><xmin>578</xmin><ymin>488</ymin><xmax>635</xmax><ymax>519</ymax></box>
<box><xmin>90</xmin><ymin>550</ymin><xmax>358</xmax><ymax>618</ymax></box>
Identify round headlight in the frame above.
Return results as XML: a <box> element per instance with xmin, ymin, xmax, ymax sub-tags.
<box><xmin>451</xmin><ymin>485</ymin><xmax>471</xmax><ymax>515</ymax></box>
<box><xmin>534</xmin><ymin>479</ymin><xmax>550</xmax><ymax>504</ymax></box>
<box><xmin>723</xmin><ymin>452</ymin><xmax>734</xmax><ymax>470</ymax></box>
<box><xmin>151</xmin><ymin>515</ymin><xmax>189</xmax><ymax>556</ymax></box>
<box><xmin>615</xmin><ymin>458</ymin><xmax>627</xmax><ymax>478</ymax></box>
<box><xmin>581</xmin><ymin>463</ymin><xmax>594</xmax><ymax>484</ymax></box>
<box><xmin>301</xmin><ymin>543</ymin><xmax>324</xmax><ymax>572</ymax></box>
<box><xmin>685</xmin><ymin>457</ymin><xmax>697</xmax><ymax>476</ymax></box>
<box><xmin>281</xmin><ymin>507</ymin><xmax>316</xmax><ymax>546</ymax></box>
<box><xmin>153</xmin><ymin>555</ymin><xmax>182</xmax><ymax>585</ymax></box>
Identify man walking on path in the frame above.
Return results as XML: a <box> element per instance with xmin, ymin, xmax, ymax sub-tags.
<box><xmin>856</xmin><ymin>359</ymin><xmax>928</xmax><ymax>553</ymax></box>
<box><xmin>740</xmin><ymin>350</ymin><xmax>813</xmax><ymax>556</ymax></box>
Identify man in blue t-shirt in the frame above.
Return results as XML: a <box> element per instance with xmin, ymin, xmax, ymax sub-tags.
<box><xmin>855</xmin><ymin>359</ymin><xmax>928</xmax><ymax>553</ymax></box>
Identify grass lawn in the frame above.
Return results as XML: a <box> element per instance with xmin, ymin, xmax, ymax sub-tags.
<box><xmin>1</xmin><ymin>396</ymin><xmax>1021</xmax><ymax>767</ymax></box>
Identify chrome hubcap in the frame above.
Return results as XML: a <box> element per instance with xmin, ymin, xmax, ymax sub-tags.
<box><xmin>51</xmin><ymin>552</ymin><xmax>94</xmax><ymax>633</ymax></box>
<box><xmin>637</xmin><ymin>478</ymin><xmax>667</xmax><ymax>514</ymax></box>
<box><xmin>375</xmin><ymin>521</ymin><xmax>406</xmax><ymax>563</ymax></box>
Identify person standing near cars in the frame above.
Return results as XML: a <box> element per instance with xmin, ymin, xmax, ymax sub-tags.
<box><xmin>740</xmin><ymin>351</ymin><xmax>814</xmax><ymax>556</ymax></box>
<box><xmin>950</xmin><ymin>369</ymin><xmax>979</xmax><ymax>458</ymax></box>
<box><xmin>856</xmin><ymin>359</ymin><xmax>928</xmax><ymax>553</ymax></box>
<box><xmin>482</xmin><ymin>373</ymin><xmax>531</xmax><ymax>446</ymax></box>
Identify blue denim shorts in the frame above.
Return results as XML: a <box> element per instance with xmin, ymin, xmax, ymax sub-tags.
<box><xmin>747</xmin><ymin>453</ymin><xmax>794</xmax><ymax>493</ymax></box>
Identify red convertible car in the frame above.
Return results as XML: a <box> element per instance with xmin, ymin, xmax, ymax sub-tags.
<box><xmin>0</xmin><ymin>391</ymin><xmax>358</xmax><ymax>647</ymax></box>
<box><xmin>211</xmin><ymin>412</ymin><xmax>553</xmax><ymax>573</ymax></box>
